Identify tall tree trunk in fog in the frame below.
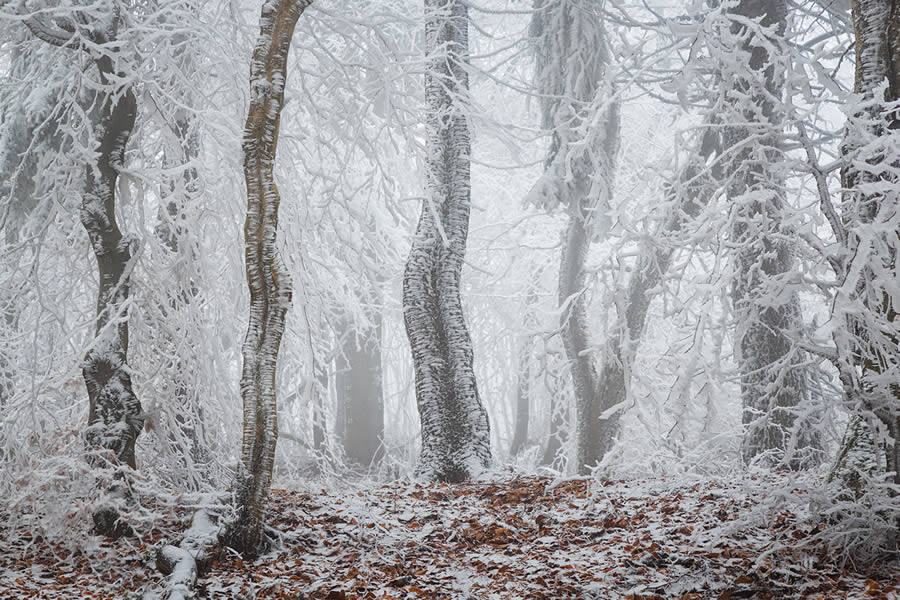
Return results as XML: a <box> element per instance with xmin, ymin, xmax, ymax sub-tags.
<box><xmin>336</xmin><ymin>308</ymin><xmax>385</xmax><ymax>468</ymax></box>
<box><xmin>725</xmin><ymin>0</ymin><xmax>820</xmax><ymax>468</ymax></box>
<box><xmin>827</xmin><ymin>0</ymin><xmax>900</xmax><ymax>496</ymax></box>
<box><xmin>510</xmin><ymin>273</ymin><xmax>539</xmax><ymax>458</ymax></box>
<box><xmin>80</xmin><ymin>60</ymin><xmax>143</xmax><ymax>475</ymax></box>
<box><xmin>222</xmin><ymin>0</ymin><xmax>306</xmax><ymax>557</ymax></box>
<box><xmin>402</xmin><ymin>0</ymin><xmax>492</xmax><ymax>482</ymax></box>
<box><xmin>529</xmin><ymin>0</ymin><xmax>620</xmax><ymax>474</ymax></box>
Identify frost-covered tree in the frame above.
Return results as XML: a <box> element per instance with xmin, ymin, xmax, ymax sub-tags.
<box><xmin>721</xmin><ymin>0</ymin><xmax>822</xmax><ymax>468</ymax></box>
<box><xmin>825</xmin><ymin>0</ymin><xmax>900</xmax><ymax>513</ymax></box>
<box><xmin>528</xmin><ymin>0</ymin><xmax>620</xmax><ymax>473</ymax></box>
<box><xmin>221</xmin><ymin>0</ymin><xmax>308</xmax><ymax>557</ymax></box>
<box><xmin>17</xmin><ymin>2</ymin><xmax>144</xmax><ymax>465</ymax></box>
<box><xmin>403</xmin><ymin>0</ymin><xmax>492</xmax><ymax>482</ymax></box>
<box><xmin>148</xmin><ymin>3</ymin><xmax>209</xmax><ymax>480</ymax></box>
<box><xmin>2</xmin><ymin>0</ymin><xmax>148</xmax><ymax>538</ymax></box>
<box><xmin>0</xmin><ymin>32</ymin><xmax>67</xmax><ymax>408</ymax></box>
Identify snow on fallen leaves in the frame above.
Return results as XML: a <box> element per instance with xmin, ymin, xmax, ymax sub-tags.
<box><xmin>1</xmin><ymin>474</ymin><xmax>899</xmax><ymax>599</ymax></box>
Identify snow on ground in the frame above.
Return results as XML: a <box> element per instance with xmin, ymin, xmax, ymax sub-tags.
<box><xmin>2</xmin><ymin>474</ymin><xmax>899</xmax><ymax>599</ymax></box>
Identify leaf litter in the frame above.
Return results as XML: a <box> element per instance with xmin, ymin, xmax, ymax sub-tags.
<box><xmin>2</xmin><ymin>474</ymin><xmax>899</xmax><ymax>599</ymax></box>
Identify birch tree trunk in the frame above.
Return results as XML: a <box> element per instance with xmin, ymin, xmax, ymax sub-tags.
<box><xmin>222</xmin><ymin>0</ymin><xmax>307</xmax><ymax>557</ymax></box>
<box><xmin>828</xmin><ymin>0</ymin><xmax>900</xmax><ymax>496</ymax></box>
<box><xmin>403</xmin><ymin>0</ymin><xmax>491</xmax><ymax>482</ymax></box>
<box><xmin>724</xmin><ymin>0</ymin><xmax>821</xmax><ymax>469</ymax></box>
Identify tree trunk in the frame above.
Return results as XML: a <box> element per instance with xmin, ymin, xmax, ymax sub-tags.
<box><xmin>222</xmin><ymin>0</ymin><xmax>307</xmax><ymax>557</ymax></box>
<box><xmin>540</xmin><ymin>371</ymin><xmax>569</xmax><ymax>468</ymax></box>
<box><xmin>403</xmin><ymin>0</ymin><xmax>491</xmax><ymax>483</ymax></box>
<box><xmin>81</xmin><ymin>61</ymin><xmax>143</xmax><ymax>474</ymax></box>
<box><xmin>724</xmin><ymin>0</ymin><xmax>822</xmax><ymax>469</ymax></box>
<box><xmin>510</xmin><ymin>272</ymin><xmax>540</xmax><ymax>459</ymax></box>
<box><xmin>336</xmin><ymin>312</ymin><xmax>385</xmax><ymax>469</ymax></box>
<box><xmin>509</xmin><ymin>334</ymin><xmax>532</xmax><ymax>459</ymax></box>
<box><xmin>530</xmin><ymin>0</ymin><xmax>620</xmax><ymax>474</ymax></box>
<box><xmin>828</xmin><ymin>0</ymin><xmax>900</xmax><ymax>494</ymax></box>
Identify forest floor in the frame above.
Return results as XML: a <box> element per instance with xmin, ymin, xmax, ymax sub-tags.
<box><xmin>1</xmin><ymin>473</ymin><xmax>899</xmax><ymax>599</ymax></box>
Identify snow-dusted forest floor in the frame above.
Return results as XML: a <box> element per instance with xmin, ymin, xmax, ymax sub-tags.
<box><xmin>2</xmin><ymin>474</ymin><xmax>899</xmax><ymax>599</ymax></box>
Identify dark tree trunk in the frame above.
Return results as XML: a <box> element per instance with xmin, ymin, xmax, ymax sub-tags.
<box><xmin>21</xmin><ymin>8</ymin><xmax>144</xmax><ymax>540</ymax></box>
<box><xmin>530</xmin><ymin>0</ymin><xmax>620</xmax><ymax>474</ymax></box>
<box><xmin>81</xmin><ymin>59</ymin><xmax>143</xmax><ymax>473</ymax></box>
<box><xmin>724</xmin><ymin>0</ymin><xmax>822</xmax><ymax>469</ymax></box>
<box><xmin>402</xmin><ymin>0</ymin><xmax>491</xmax><ymax>482</ymax></box>
<box><xmin>221</xmin><ymin>0</ymin><xmax>307</xmax><ymax>558</ymax></box>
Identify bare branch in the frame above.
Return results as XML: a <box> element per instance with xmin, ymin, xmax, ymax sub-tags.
<box><xmin>23</xmin><ymin>15</ymin><xmax>75</xmax><ymax>48</ymax></box>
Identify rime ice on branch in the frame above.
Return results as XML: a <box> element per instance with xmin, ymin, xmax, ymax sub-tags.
<box><xmin>529</xmin><ymin>0</ymin><xmax>621</xmax><ymax>474</ymax></box>
<box><xmin>20</xmin><ymin>4</ymin><xmax>144</xmax><ymax>537</ymax></box>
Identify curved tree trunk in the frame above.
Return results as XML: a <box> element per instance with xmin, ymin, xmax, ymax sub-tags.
<box><xmin>81</xmin><ymin>74</ymin><xmax>143</xmax><ymax>474</ymax></box>
<box><xmin>22</xmin><ymin>8</ymin><xmax>144</xmax><ymax>540</ymax></box>
<box><xmin>403</xmin><ymin>0</ymin><xmax>491</xmax><ymax>483</ymax></box>
<box><xmin>222</xmin><ymin>0</ymin><xmax>307</xmax><ymax>557</ymax></box>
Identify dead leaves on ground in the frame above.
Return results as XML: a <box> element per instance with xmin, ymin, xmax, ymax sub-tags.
<box><xmin>2</xmin><ymin>476</ymin><xmax>899</xmax><ymax>599</ymax></box>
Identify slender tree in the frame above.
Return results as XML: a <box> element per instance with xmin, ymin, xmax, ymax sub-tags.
<box><xmin>510</xmin><ymin>269</ymin><xmax>540</xmax><ymax>459</ymax></box>
<box><xmin>529</xmin><ymin>0</ymin><xmax>620</xmax><ymax>474</ymax></box>
<box><xmin>222</xmin><ymin>0</ymin><xmax>308</xmax><ymax>556</ymax></box>
<box><xmin>403</xmin><ymin>0</ymin><xmax>492</xmax><ymax>482</ymax></box>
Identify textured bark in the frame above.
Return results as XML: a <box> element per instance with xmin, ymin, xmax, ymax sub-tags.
<box><xmin>829</xmin><ymin>0</ymin><xmax>900</xmax><ymax>492</ymax></box>
<box><xmin>336</xmin><ymin>312</ymin><xmax>385</xmax><ymax>468</ymax></box>
<box><xmin>725</xmin><ymin>0</ymin><xmax>822</xmax><ymax>468</ymax></box>
<box><xmin>530</xmin><ymin>0</ymin><xmax>620</xmax><ymax>474</ymax></box>
<box><xmin>403</xmin><ymin>0</ymin><xmax>491</xmax><ymax>482</ymax></box>
<box><xmin>222</xmin><ymin>0</ymin><xmax>307</xmax><ymax>557</ymax></box>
